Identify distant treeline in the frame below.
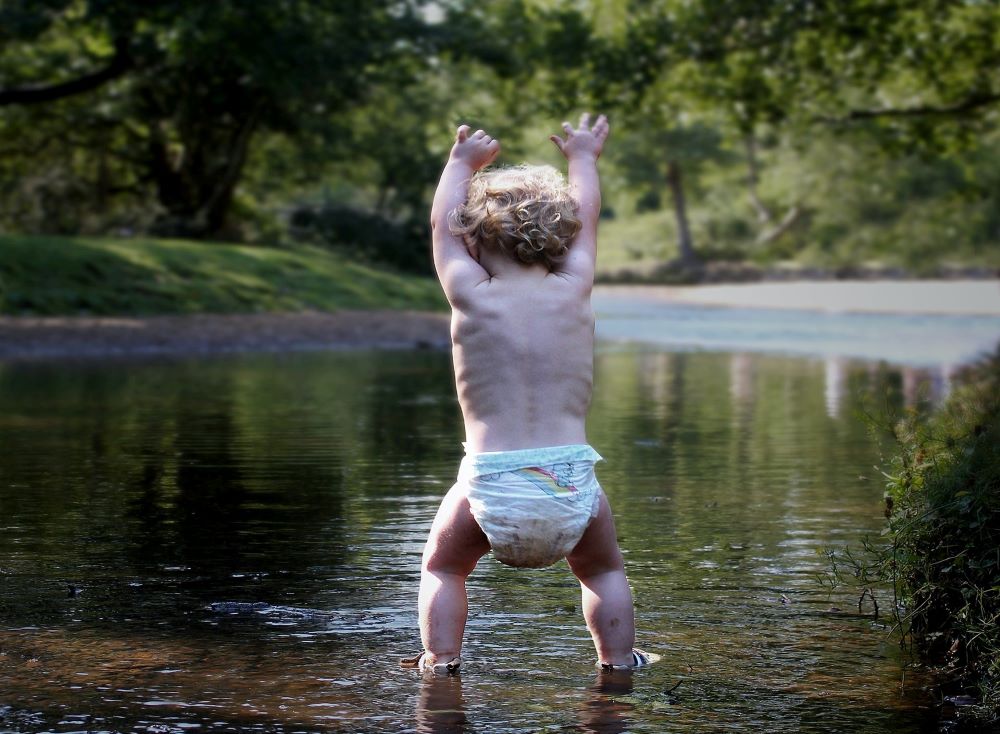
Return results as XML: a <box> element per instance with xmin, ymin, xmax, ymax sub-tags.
<box><xmin>0</xmin><ymin>1</ymin><xmax>997</xmax><ymax>274</ymax></box>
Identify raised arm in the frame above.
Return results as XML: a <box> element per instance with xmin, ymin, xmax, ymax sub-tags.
<box><xmin>549</xmin><ymin>113</ymin><xmax>610</xmax><ymax>281</ymax></box>
<box><xmin>431</xmin><ymin>125</ymin><xmax>499</xmax><ymax>300</ymax></box>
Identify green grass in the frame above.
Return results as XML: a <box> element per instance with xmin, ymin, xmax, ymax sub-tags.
<box><xmin>0</xmin><ymin>235</ymin><xmax>446</xmax><ymax>316</ymax></box>
<box><xmin>595</xmin><ymin>205</ymin><xmax>1000</xmax><ymax>282</ymax></box>
<box><xmin>596</xmin><ymin>210</ymin><xmax>679</xmax><ymax>273</ymax></box>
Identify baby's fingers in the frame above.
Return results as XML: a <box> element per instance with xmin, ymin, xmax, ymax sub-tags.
<box><xmin>593</xmin><ymin>114</ymin><xmax>609</xmax><ymax>141</ymax></box>
<box><xmin>456</xmin><ymin>124</ymin><xmax>470</xmax><ymax>143</ymax></box>
<box><xmin>485</xmin><ymin>139</ymin><xmax>501</xmax><ymax>162</ymax></box>
<box><xmin>549</xmin><ymin>134</ymin><xmax>565</xmax><ymax>153</ymax></box>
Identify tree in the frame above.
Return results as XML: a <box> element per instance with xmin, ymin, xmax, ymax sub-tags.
<box><xmin>590</xmin><ymin>0</ymin><xmax>998</xmax><ymax>263</ymax></box>
<box><xmin>0</xmin><ymin>1</ymin><xmax>133</xmax><ymax>106</ymax></box>
<box><xmin>613</xmin><ymin>117</ymin><xmax>729</xmax><ymax>266</ymax></box>
<box><xmin>0</xmin><ymin>1</ymin><xmax>440</xmax><ymax>238</ymax></box>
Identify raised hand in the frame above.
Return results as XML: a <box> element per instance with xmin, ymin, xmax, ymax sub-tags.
<box><xmin>449</xmin><ymin>125</ymin><xmax>500</xmax><ymax>171</ymax></box>
<box><xmin>549</xmin><ymin>113</ymin><xmax>610</xmax><ymax>161</ymax></box>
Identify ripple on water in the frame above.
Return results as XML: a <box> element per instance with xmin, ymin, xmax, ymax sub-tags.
<box><xmin>0</xmin><ymin>349</ymin><xmax>943</xmax><ymax>732</ymax></box>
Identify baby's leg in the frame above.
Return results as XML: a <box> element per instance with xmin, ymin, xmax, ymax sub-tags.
<box><xmin>566</xmin><ymin>493</ymin><xmax>636</xmax><ymax>667</ymax></box>
<box><xmin>419</xmin><ymin>482</ymin><xmax>490</xmax><ymax>665</ymax></box>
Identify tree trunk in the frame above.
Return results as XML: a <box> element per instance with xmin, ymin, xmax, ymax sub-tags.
<box><xmin>744</xmin><ymin>135</ymin><xmax>773</xmax><ymax>223</ymax></box>
<box><xmin>756</xmin><ymin>205</ymin><xmax>802</xmax><ymax>245</ymax></box>
<box><xmin>147</xmin><ymin>102</ymin><xmax>263</xmax><ymax>239</ymax></box>
<box><xmin>198</xmin><ymin>101</ymin><xmax>263</xmax><ymax>235</ymax></box>
<box><xmin>666</xmin><ymin>160</ymin><xmax>698</xmax><ymax>266</ymax></box>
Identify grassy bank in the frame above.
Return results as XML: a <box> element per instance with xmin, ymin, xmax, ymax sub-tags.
<box><xmin>830</xmin><ymin>352</ymin><xmax>1000</xmax><ymax>730</ymax></box>
<box><xmin>594</xmin><ymin>208</ymin><xmax>1000</xmax><ymax>284</ymax></box>
<box><xmin>0</xmin><ymin>235</ymin><xmax>445</xmax><ymax>316</ymax></box>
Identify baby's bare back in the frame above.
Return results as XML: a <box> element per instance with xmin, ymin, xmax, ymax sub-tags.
<box><xmin>451</xmin><ymin>273</ymin><xmax>594</xmax><ymax>453</ymax></box>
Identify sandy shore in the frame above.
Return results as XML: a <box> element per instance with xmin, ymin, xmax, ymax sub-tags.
<box><xmin>593</xmin><ymin>280</ymin><xmax>1000</xmax><ymax>316</ymax></box>
<box><xmin>0</xmin><ymin>310</ymin><xmax>451</xmax><ymax>361</ymax></box>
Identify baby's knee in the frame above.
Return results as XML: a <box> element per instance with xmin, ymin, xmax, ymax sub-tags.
<box><xmin>567</xmin><ymin>544</ymin><xmax>625</xmax><ymax>581</ymax></box>
<box><xmin>422</xmin><ymin>531</ymin><xmax>484</xmax><ymax>577</ymax></box>
<box><xmin>422</xmin><ymin>550</ymin><xmax>477</xmax><ymax>578</ymax></box>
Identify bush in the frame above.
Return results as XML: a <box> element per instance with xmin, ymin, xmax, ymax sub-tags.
<box><xmin>829</xmin><ymin>351</ymin><xmax>1000</xmax><ymax>729</ymax></box>
<box><xmin>288</xmin><ymin>204</ymin><xmax>431</xmax><ymax>275</ymax></box>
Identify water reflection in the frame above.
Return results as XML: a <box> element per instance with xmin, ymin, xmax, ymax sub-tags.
<box><xmin>0</xmin><ymin>349</ymin><xmax>946</xmax><ymax>732</ymax></box>
<box><xmin>414</xmin><ymin>675</ymin><xmax>468</xmax><ymax>733</ymax></box>
<box><xmin>410</xmin><ymin>670</ymin><xmax>639</xmax><ymax>734</ymax></box>
<box><xmin>729</xmin><ymin>352</ymin><xmax>755</xmax><ymax>405</ymax></box>
<box><xmin>824</xmin><ymin>357</ymin><xmax>847</xmax><ymax>418</ymax></box>
<box><xmin>901</xmin><ymin>364</ymin><xmax>956</xmax><ymax>410</ymax></box>
<box><xmin>580</xmin><ymin>671</ymin><xmax>638</xmax><ymax>734</ymax></box>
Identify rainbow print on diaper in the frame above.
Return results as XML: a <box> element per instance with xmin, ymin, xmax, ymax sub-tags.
<box><xmin>514</xmin><ymin>464</ymin><xmax>578</xmax><ymax>498</ymax></box>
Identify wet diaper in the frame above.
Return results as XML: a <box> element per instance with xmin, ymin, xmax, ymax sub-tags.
<box><xmin>459</xmin><ymin>444</ymin><xmax>603</xmax><ymax>568</ymax></box>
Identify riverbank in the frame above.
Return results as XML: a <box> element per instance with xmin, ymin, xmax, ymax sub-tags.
<box><xmin>0</xmin><ymin>235</ymin><xmax>445</xmax><ymax>315</ymax></box>
<box><xmin>0</xmin><ymin>281</ymin><xmax>1000</xmax><ymax>359</ymax></box>
<box><xmin>0</xmin><ymin>310</ymin><xmax>450</xmax><ymax>360</ymax></box>
<box><xmin>592</xmin><ymin>281</ymin><xmax>1000</xmax><ymax>368</ymax></box>
<box><xmin>830</xmin><ymin>350</ymin><xmax>1000</xmax><ymax>730</ymax></box>
<box><xmin>2</xmin><ymin>280</ymin><xmax>998</xmax><ymax>361</ymax></box>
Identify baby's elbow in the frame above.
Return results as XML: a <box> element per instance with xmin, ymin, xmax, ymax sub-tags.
<box><xmin>579</xmin><ymin>196</ymin><xmax>601</xmax><ymax>218</ymax></box>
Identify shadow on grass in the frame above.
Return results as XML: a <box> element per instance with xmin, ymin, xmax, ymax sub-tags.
<box><xmin>0</xmin><ymin>235</ymin><xmax>444</xmax><ymax>316</ymax></box>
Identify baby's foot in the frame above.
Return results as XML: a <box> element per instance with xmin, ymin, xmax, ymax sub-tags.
<box><xmin>400</xmin><ymin>652</ymin><xmax>462</xmax><ymax>674</ymax></box>
<box><xmin>598</xmin><ymin>648</ymin><xmax>660</xmax><ymax>671</ymax></box>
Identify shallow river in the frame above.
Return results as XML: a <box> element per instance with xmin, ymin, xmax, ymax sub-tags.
<box><xmin>3</xmin><ymin>301</ymin><xmax>997</xmax><ymax>733</ymax></box>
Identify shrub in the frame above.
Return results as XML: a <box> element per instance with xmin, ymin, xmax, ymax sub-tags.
<box><xmin>829</xmin><ymin>350</ymin><xmax>1000</xmax><ymax>729</ymax></box>
<box><xmin>289</xmin><ymin>204</ymin><xmax>431</xmax><ymax>275</ymax></box>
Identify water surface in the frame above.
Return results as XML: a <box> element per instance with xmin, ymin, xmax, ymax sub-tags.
<box><xmin>592</xmin><ymin>291</ymin><xmax>1000</xmax><ymax>366</ymax></box>
<box><xmin>0</xmin><ymin>346</ymin><xmax>952</xmax><ymax>732</ymax></box>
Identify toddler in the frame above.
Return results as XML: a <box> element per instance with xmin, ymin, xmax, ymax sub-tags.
<box><xmin>403</xmin><ymin>114</ymin><xmax>655</xmax><ymax>674</ymax></box>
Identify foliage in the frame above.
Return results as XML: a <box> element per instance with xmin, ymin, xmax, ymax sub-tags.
<box><xmin>0</xmin><ymin>235</ymin><xmax>445</xmax><ymax>316</ymax></box>
<box><xmin>0</xmin><ymin>0</ymin><xmax>997</xmax><ymax>275</ymax></box>
<box><xmin>620</xmin><ymin>0</ymin><xmax>1000</xmax><ymax>140</ymax></box>
<box><xmin>0</xmin><ymin>0</ymin><xmax>470</xmax><ymax>237</ymax></box>
<box><xmin>828</xmin><ymin>352</ymin><xmax>1000</xmax><ymax>728</ymax></box>
<box><xmin>585</xmin><ymin>0</ymin><xmax>1000</xmax><ymax>272</ymax></box>
<box><xmin>288</xmin><ymin>204</ymin><xmax>430</xmax><ymax>275</ymax></box>
<box><xmin>594</xmin><ymin>124</ymin><xmax>1000</xmax><ymax>278</ymax></box>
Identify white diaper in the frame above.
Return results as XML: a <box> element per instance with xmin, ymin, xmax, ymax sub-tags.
<box><xmin>458</xmin><ymin>444</ymin><xmax>604</xmax><ymax>568</ymax></box>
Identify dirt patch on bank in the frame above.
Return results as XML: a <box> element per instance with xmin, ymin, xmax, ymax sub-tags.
<box><xmin>0</xmin><ymin>310</ymin><xmax>451</xmax><ymax>361</ymax></box>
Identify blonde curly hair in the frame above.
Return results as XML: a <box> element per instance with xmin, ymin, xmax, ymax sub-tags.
<box><xmin>448</xmin><ymin>165</ymin><xmax>581</xmax><ymax>269</ymax></box>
